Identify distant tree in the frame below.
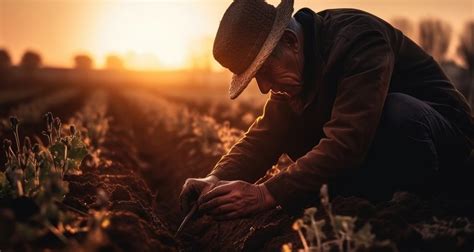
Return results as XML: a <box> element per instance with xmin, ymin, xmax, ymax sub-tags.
<box><xmin>20</xmin><ymin>50</ymin><xmax>42</xmax><ymax>72</ymax></box>
<box><xmin>0</xmin><ymin>49</ymin><xmax>12</xmax><ymax>69</ymax></box>
<box><xmin>458</xmin><ymin>22</ymin><xmax>474</xmax><ymax>73</ymax></box>
<box><xmin>391</xmin><ymin>17</ymin><xmax>415</xmax><ymax>39</ymax></box>
<box><xmin>458</xmin><ymin>21</ymin><xmax>474</xmax><ymax>107</ymax></box>
<box><xmin>105</xmin><ymin>55</ymin><xmax>124</xmax><ymax>70</ymax></box>
<box><xmin>0</xmin><ymin>49</ymin><xmax>12</xmax><ymax>85</ymax></box>
<box><xmin>419</xmin><ymin>19</ymin><xmax>452</xmax><ymax>62</ymax></box>
<box><xmin>74</xmin><ymin>54</ymin><xmax>94</xmax><ymax>70</ymax></box>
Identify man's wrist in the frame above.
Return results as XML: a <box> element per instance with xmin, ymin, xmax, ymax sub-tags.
<box><xmin>205</xmin><ymin>175</ymin><xmax>220</xmax><ymax>184</ymax></box>
<box><xmin>258</xmin><ymin>184</ymin><xmax>277</xmax><ymax>209</ymax></box>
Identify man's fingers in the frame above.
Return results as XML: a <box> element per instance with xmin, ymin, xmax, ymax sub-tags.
<box><xmin>198</xmin><ymin>184</ymin><xmax>234</xmax><ymax>204</ymax></box>
<box><xmin>201</xmin><ymin>182</ymin><xmax>220</xmax><ymax>196</ymax></box>
<box><xmin>208</xmin><ymin>203</ymin><xmax>236</xmax><ymax>215</ymax></box>
<box><xmin>179</xmin><ymin>180</ymin><xmax>206</xmax><ymax>213</ymax></box>
<box><xmin>198</xmin><ymin>195</ymin><xmax>233</xmax><ymax>212</ymax></box>
<box><xmin>179</xmin><ymin>186</ymin><xmax>194</xmax><ymax>213</ymax></box>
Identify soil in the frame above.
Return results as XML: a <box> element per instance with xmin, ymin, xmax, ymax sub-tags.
<box><xmin>1</xmin><ymin>83</ymin><xmax>473</xmax><ymax>251</ymax></box>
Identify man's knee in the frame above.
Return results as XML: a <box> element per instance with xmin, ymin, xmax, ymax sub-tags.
<box><xmin>372</xmin><ymin>93</ymin><xmax>440</xmax><ymax>168</ymax></box>
<box><xmin>379</xmin><ymin>92</ymin><xmax>433</xmax><ymax>138</ymax></box>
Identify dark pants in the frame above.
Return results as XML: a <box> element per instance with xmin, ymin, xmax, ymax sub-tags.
<box><xmin>331</xmin><ymin>93</ymin><xmax>472</xmax><ymax>201</ymax></box>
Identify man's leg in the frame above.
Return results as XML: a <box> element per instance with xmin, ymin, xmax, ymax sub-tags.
<box><xmin>331</xmin><ymin>92</ymin><xmax>472</xmax><ymax>200</ymax></box>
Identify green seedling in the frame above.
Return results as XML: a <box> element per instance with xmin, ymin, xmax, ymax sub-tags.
<box><xmin>288</xmin><ymin>184</ymin><xmax>377</xmax><ymax>252</ymax></box>
<box><xmin>0</xmin><ymin>113</ymin><xmax>89</xmax><ymax>244</ymax></box>
<box><xmin>67</xmin><ymin>90</ymin><xmax>111</xmax><ymax>168</ymax></box>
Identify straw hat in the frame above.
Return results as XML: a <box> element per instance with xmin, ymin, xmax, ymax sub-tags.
<box><xmin>213</xmin><ymin>0</ymin><xmax>294</xmax><ymax>99</ymax></box>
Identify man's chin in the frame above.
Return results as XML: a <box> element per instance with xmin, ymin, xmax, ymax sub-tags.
<box><xmin>273</xmin><ymin>91</ymin><xmax>292</xmax><ymax>98</ymax></box>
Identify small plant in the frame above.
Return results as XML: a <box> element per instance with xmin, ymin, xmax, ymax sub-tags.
<box><xmin>1</xmin><ymin>112</ymin><xmax>88</xmax><ymax>198</ymax></box>
<box><xmin>0</xmin><ymin>113</ymin><xmax>89</xmax><ymax>243</ymax></box>
<box><xmin>285</xmin><ymin>185</ymin><xmax>376</xmax><ymax>252</ymax></box>
<box><xmin>41</xmin><ymin>112</ymin><xmax>89</xmax><ymax>179</ymax></box>
<box><xmin>65</xmin><ymin>188</ymin><xmax>112</xmax><ymax>250</ymax></box>
<box><xmin>67</xmin><ymin>90</ymin><xmax>112</xmax><ymax>168</ymax></box>
<box><xmin>184</xmin><ymin>116</ymin><xmax>243</xmax><ymax>156</ymax></box>
<box><xmin>124</xmin><ymin>90</ymin><xmax>244</xmax><ymax>158</ymax></box>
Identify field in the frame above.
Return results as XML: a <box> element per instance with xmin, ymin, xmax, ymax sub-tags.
<box><xmin>0</xmin><ymin>75</ymin><xmax>473</xmax><ymax>252</ymax></box>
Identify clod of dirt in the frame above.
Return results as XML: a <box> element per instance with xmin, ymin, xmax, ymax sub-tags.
<box><xmin>181</xmin><ymin>208</ymin><xmax>295</xmax><ymax>251</ymax></box>
<box><xmin>0</xmin><ymin>208</ymin><xmax>15</xmax><ymax>247</ymax></box>
<box><xmin>106</xmin><ymin>211</ymin><xmax>178</xmax><ymax>251</ymax></box>
<box><xmin>111</xmin><ymin>185</ymin><xmax>132</xmax><ymax>201</ymax></box>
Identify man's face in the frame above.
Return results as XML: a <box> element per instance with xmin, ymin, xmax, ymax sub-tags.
<box><xmin>254</xmin><ymin>32</ymin><xmax>304</xmax><ymax>98</ymax></box>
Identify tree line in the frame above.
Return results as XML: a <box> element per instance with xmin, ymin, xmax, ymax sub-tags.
<box><xmin>0</xmin><ymin>50</ymin><xmax>125</xmax><ymax>72</ymax></box>
<box><xmin>391</xmin><ymin>19</ymin><xmax>473</xmax><ymax>106</ymax></box>
<box><xmin>0</xmin><ymin>18</ymin><xmax>473</xmax><ymax>107</ymax></box>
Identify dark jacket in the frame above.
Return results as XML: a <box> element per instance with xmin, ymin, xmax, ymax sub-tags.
<box><xmin>208</xmin><ymin>8</ymin><xmax>474</xmax><ymax>211</ymax></box>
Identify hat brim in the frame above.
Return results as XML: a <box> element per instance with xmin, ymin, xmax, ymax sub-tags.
<box><xmin>229</xmin><ymin>0</ymin><xmax>294</xmax><ymax>99</ymax></box>
<box><xmin>229</xmin><ymin>0</ymin><xmax>294</xmax><ymax>100</ymax></box>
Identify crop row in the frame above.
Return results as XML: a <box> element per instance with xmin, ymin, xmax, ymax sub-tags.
<box><xmin>66</xmin><ymin>89</ymin><xmax>111</xmax><ymax>168</ymax></box>
<box><xmin>122</xmin><ymin>89</ymin><xmax>244</xmax><ymax>158</ymax></box>
<box><xmin>0</xmin><ymin>86</ymin><xmax>47</xmax><ymax>106</ymax></box>
<box><xmin>1</xmin><ymin>88</ymin><xmax>79</xmax><ymax>127</ymax></box>
<box><xmin>0</xmin><ymin>87</ymin><xmax>113</xmax><ymax>248</ymax></box>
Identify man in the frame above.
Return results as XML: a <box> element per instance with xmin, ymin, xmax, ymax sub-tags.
<box><xmin>180</xmin><ymin>0</ymin><xmax>474</xmax><ymax>219</ymax></box>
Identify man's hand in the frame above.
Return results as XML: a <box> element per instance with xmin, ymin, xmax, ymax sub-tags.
<box><xmin>197</xmin><ymin>180</ymin><xmax>277</xmax><ymax>220</ymax></box>
<box><xmin>179</xmin><ymin>175</ymin><xmax>220</xmax><ymax>213</ymax></box>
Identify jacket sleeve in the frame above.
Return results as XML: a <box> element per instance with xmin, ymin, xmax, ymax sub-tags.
<box><xmin>264</xmin><ymin>29</ymin><xmax>395</xmax><ymax>210</ymax></box>
<box><xmin>207</xmin><ymin>93</ymin><xmax>292</xmax><ymax>183</ymax></box>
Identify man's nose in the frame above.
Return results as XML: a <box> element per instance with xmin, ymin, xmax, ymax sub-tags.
<box><xmin>257</xmin><ymin>79</ymin><xmax>272</xmax><ymax>94</ymax></box>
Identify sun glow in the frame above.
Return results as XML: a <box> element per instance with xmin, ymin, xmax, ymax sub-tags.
<box><xmin>90</xmin><ymin>1</ymin><xmax>210</xmax><ymax>70</ymax></box>
<box><xmin>1</xmin><ymin>0</ymin><xmax>471</xmax><ymax>70</ymax></box>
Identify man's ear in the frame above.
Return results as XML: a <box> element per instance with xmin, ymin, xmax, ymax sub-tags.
<box><xmin>281</xmin><ymin>29</ymin><xmax>299</xmax><ymax>52</ymax></box>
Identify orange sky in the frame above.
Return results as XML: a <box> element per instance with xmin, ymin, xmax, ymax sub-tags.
<box><xmin>0</xmin><ymin>0</ymin><xmax>473</xmax><ymax>70</ymax></box>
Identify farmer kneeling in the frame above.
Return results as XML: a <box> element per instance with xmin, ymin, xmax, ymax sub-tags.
<box><xmin>180</xmin><ymin>0</ymin><xmax>474</xmax><ymax>219</ymax></box>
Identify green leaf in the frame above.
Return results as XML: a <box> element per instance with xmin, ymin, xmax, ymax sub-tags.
<box><xmin>0</xmin><ymin>172</ymin><xmax>6</xmax><ymax>187</ymax></box>
<box><xmin>24</xmin><ymin>161</ymin><xmax>37</xmax><ymax>196</ymax></box>
<box><xmin>0</xmin><ymin>171</ymin><xmax>13</xmax><ymax>198</ymax></box>
<box><xmin>65</xmin><ymin>159</ymin><xmax>82</xmax><ymax>174</ymax></box>
<box><xmin>304</xmin><ymin>207</ymin><xmax>317</xmax><ymax>217</ymax></box>
<box><xmin>24</xmin><ymin>155</ymin><xmax>36</xmax><ymax>180</ymax></box>
<box><xmin>314</xmin><ymin>219</ymin><xmax>327</xmax><ymax>240</ymax></box>
<box><xmin>334</xmin><ymin>215</ymin><xmax>356</xmax><ymax>235</ymax></box>
<box><xmin>49</xmin><ymin>142</ymin><xmax>66</xmax><ymax>167</ymax></box>
<box><xmin>353</xmin><ymin>223</ymin><xmax>375</xmax><ymax>248</ymax></box>
<box><xmin>38</xmin><ymin>151</ymin><xmax>55</xmax><ymax>182</ymax></box>
<box><xmin>68</xmin><ymin>135</ymin><xmax>88</xmax><ymax>164</ymax></box>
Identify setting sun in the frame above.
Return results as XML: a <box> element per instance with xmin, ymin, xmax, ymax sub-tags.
<box><xmin>90</xmin><ymin>1</ymin><xmax>209</xmax><ymax>70</ymax></box>
<box><xmin>1</xmin><ymin>0</ymin><xmax>472</xmax><ymax>70</ymax></box>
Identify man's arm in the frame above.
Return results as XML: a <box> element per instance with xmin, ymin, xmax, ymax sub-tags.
<box><xmin>180</xmin><ymin>94</ymin><xmax>290</xmax><ymax>214</ymax></box>
<box><xmin>264</xmin><ymin>29</ymin><xmax>395</xmax><ymax>210</ymax></box>
<box><xmin>207</xmin><ymin>93</ymin><xmax>292</xmax><ymax>183</ymax></box>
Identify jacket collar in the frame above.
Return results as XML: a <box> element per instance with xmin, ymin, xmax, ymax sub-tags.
<box><xmin>289</xmin><ymin>8</ymin><xmax>326</xmax><ymax>115</ymax></box>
